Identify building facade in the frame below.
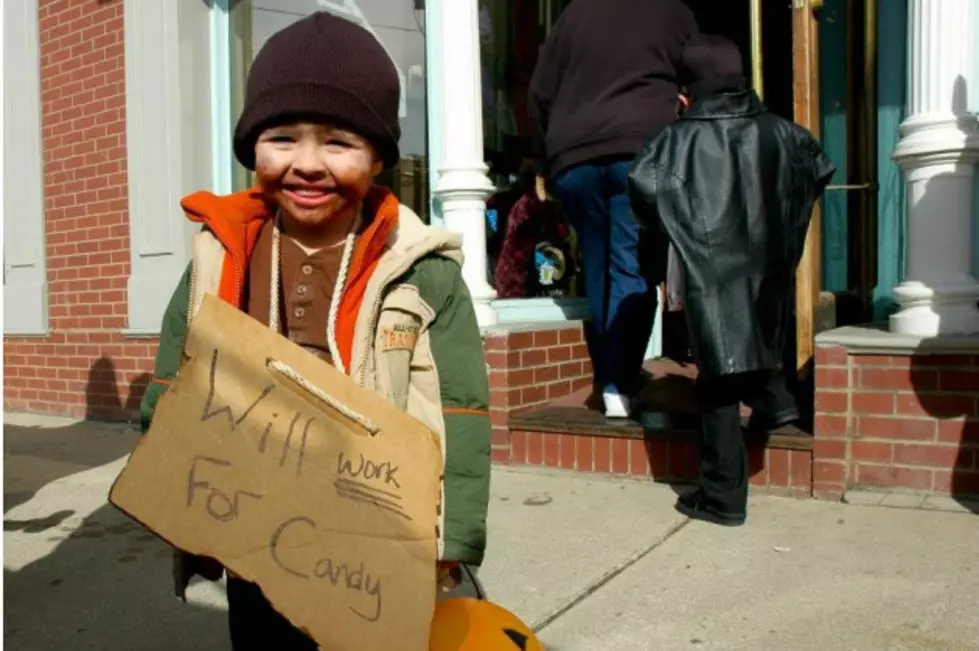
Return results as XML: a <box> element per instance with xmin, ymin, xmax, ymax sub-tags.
<box><xmin>2</xmin><ymin>0</ymin><xmax>593</xmax><ymax>421</ymax></box>
<box><xmin>3</xmin><ymin>0</ymin><xmax>979</xmax><ymax>500</ymax></box>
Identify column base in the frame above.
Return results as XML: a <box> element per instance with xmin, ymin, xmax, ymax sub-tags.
<box><xmin>472</xmin><ymin>300</ymin><xmax>498</xmax><ymax>327</ymax></box>
<box><xmin>890</xmin><ymin>280</ymin><xmax>979</xmax><ymax>336</ymax></box>
<box><xmin>434</xmin><ymin>165</ymin><xmax>498</xmax><ymax>327</ymax></box>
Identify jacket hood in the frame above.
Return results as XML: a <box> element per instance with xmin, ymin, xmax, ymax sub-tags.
<box><xmin>179</xmin><ymin>186</ymin><xmax>405</xmax><ymax>285</ymax></box>
<box><xmin>384</xmin><ymin>204</ymin><xmax>464</xmax><ymax>269</ymax></box>
<box><xmin>179</xmin><ymin>185</ymin><xmax>403</xmax><ymax>372</ymax></box>
<box><xmin>180</xmin><ymin>187</ymin><xmax>271</xmax><ymax>265</ymax></box>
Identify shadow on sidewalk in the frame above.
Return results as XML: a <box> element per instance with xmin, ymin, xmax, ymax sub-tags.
<box><xmin>4</xmin><ymin>357</ymin><xmax>231</xmax><ymax>650</ymax></box>
<box><xmin>4</xmin><ymin>503</ymin><xmax>232</xmax><ymax>651</ymax></box>
<box><xmin>5</xmin><ymin>356</ymin><xmax>500</xmax><ymax>650</ymax></box>
<box><xmin>5</xmin><ymin>357</ymin><xmax>150</xmax><ymax>513</ymax></box>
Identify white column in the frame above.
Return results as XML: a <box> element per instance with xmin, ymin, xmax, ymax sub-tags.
<box><xmin>432</xmin><ymin>0</ymin><xmax>497</xmax><ymax>326</ymax></box>
<box><xmin>890</xmin><ymin>0</ymin><xmax>979</xmax><ymax>336</ymax></box>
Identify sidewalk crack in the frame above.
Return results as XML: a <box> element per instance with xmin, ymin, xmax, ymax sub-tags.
<box><xmin>531</xmin><ymin>518</ymin><xmax>690</xmax><ymax>633</ymax></box>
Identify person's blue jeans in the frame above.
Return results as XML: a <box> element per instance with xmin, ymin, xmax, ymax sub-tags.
<box><xmin>554</xmin><ymin>157</ymin><xmax>661</xmax><ymax>397</ymax></box>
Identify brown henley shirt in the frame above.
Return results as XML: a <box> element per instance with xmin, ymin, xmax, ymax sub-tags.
<box><xmin>245</xmin><ymin>220</ymin><xmax>361</xmax><ymax>366</ymax></box>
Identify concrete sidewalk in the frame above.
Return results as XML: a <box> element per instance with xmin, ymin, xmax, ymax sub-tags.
<box><xmin>4</xmin><ymin>413</ymin><xmax>979</xmax><ymax>650</ymax></box>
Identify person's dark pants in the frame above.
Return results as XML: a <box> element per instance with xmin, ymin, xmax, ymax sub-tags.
<box><xmin>553</xmin><ymin>157</ymin><xmax>660</xmax><ymax>397</ymax></box>
<box><xmin>694</xmin><ymin>369</ymin><xmax>799</xmax><ymax>517</ymax></box>
<box><xmin>227</xmin><ymin>577</ymin><xmax>317</xmax><ymax>651</ymax></box>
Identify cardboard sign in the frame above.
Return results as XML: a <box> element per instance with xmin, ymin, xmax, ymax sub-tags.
<box><xmin>109</xmin><ymin>294</ymin><xmax>441</xmax><ymax>651</ymax></box>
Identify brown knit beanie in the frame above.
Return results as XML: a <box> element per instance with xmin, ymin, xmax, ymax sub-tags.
<box><xmin>678</xmin><ymin>34</ymin><xmax>748</xmax><ymax>98</ymax></box>
<box><xmin>233</xmin><ymin>12</ymin><xmax>401</xmax><ymax>170</ymax></box>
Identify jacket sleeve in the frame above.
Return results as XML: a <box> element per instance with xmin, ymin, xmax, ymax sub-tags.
<box><xmin>528</xmin><ymin>28</ymin><xmax>566</xmax><ymax>176</ymax></box>
<box><xmin>139</xmin><ymin>264</ymin><xmax>191</xmax><ymax>433</ymax></box>
<box><xmin>628</xmin><ymin>140</ymin><xmax>666</xmax><ymax>232</ymax></box>
<box><xmin>414</xmin><ymin>257</ymin><xmax>492</xmax><ymax>566</ymax></box>
<box><xmin>808</xmin><ymin>138</ymin><xmax>837</xmax><ymax>197</ymax></box>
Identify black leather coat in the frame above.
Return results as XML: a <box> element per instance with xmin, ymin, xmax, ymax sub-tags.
<box><xmin>628</xmin><ymin>91</ymin><xmax>835</xmax><ymax>379</ymax></box>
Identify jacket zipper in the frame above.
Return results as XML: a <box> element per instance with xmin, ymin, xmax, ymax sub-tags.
<box><xmin>186</xmin><ymin>256</ymin><xmax>198</xmax><ymax>329</ymax></box>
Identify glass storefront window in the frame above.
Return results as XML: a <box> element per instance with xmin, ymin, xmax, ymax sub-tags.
<box><xmin>479</xmin><ymin>0</ymin><xmax>584</xmax><ymax>300</ymax></box>
<box><xmin>228</xmin><ymin>0</ymin><xmax>430</xmax><ymax>221</ymax></box>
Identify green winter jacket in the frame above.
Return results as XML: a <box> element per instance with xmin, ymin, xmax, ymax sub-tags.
<box><xmin>140</xmin><ymin>187</ymin><xmax>491</xmax><ymax>568</ymax></box>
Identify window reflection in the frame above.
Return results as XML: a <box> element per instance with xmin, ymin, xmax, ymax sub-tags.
<box><xmin>481</xmin><ymin>0</ymin><xmax>583</xmax><ymax>299</ymax></box>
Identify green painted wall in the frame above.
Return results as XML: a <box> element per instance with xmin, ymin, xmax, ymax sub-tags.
<box><xmin>818</xmin><ymin>1</ymin><xmax>907</xmax><ymax>319</ymax></box>
<box><xmin>818</xmin><ymin>0</ymin><xmax>848</xmax><ymax>292</ymax></box>
<box><xmin>874</xmin><ymin>0</ymin><xmax>908</xmax><ymax>318</ymax></box>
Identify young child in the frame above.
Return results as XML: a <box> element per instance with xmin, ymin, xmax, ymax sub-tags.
<box><xmin>629</xmin><ymin>34</ymin><xmax>835</xmax><ymax>527</ymax></box>
<box><xmin>139</xmin><ymin>12</ymin><xmax>492</xmax><ymax>649</ymax></box>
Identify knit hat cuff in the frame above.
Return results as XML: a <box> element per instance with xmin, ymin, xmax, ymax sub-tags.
<box><xmin>233</xmin><ymin>81</ymin><xmax>401</xmax><ymax>170</ymax></box>
<box><xmin>685</xmin><ymin>75</ymin><xmax>750</xmax><ymax>99</ymax></box>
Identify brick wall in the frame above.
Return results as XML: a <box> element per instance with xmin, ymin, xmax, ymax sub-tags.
<box><xmin>505</xmin><ymin>430</ymin><xmax>812</xmax><ymax>496</ymax></box>
<box><xmin>814</xmin><ymin>344</ymin><xmax>979</xmax><ymax>499</ymax></box>
<box><xmin>483</xmin><ymin>324</ymin><xmax>593</xmax><ymax>463</ymax></box>
<box><xmin>3</xmin><ymin>0</ymin><xmax>158</xmax><ymax>422</ymax></box>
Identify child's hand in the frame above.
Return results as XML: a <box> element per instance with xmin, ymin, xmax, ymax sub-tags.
<box><xmin>192</xmin><ymin>554</ymin><xmax>225</xmax><ymax>581</ymax></box>
<box><xmin>436</xmin><ymin>561</ymin><xmax>461</xmax><ymax>592</ymax></box>
<box><xmin>534</xmin><ymin>176</ymin><xmax>548</xmax><ymax>202</ymax></box>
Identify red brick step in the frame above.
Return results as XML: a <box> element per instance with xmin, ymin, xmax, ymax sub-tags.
<box><xmin>505</xmin><ymin>402</ymin><xmax>813</xmax><ymax>497</ymax></box>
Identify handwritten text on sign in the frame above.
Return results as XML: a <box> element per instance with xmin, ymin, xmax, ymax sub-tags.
<box><xmin>109</xmin><ymin>292</ymin><xmax>440</xmax><ymax>651</ymax></box>
<box><xmin>184</xmin><ymin>348</ymin><xmax>416</xmax><ymax>621</ymax></box>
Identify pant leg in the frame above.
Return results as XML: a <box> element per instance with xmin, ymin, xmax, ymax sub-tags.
<box><xmin>227</xmin><ymin>577</ymin><xmax>318</xmax><ymax>651</ymax></box>
<box><xmin>745</xmin><ymin>368</ymin><xmax>800</xmax><ymax>431</ymax></box>
<box><xmin>694</xmin><ymin>374</ymin><xmax>753</xmax><ymax>517</ymax></box>
<box><xmin>602</xmin><ymin>159</ymin><xmax>660</xmax><ymax>395</ymax></box>
<box><xmin>554</xmin><ymin>164</ymin><xmax>610</xmax><ymax>389</ymax></box>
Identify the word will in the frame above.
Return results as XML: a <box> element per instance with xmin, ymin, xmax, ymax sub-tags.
<box><xmin>199</xmin><ymin>348</ymin><xmax>316</xmax><ymax>476</ymax></box>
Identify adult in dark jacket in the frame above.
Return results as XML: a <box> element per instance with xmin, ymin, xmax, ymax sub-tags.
<box><xmin>629</xmin><ymin>35</ymin><xmax>835</xmax><ymax>525</ymax></box>
<box><xmin>528</xmin><ymin>0</ymin><xmax>698</xmax><ymax>418</ymax></box>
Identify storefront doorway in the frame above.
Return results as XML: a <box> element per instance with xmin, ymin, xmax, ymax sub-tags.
<box><xmin>685</xmin><ymin>0</ymin><xmax>795</xmax><ymax>119</ymax></box>
<box><xmin>477</xmin><ymin>0</ymin><xmax>826</xmax><ymax>374</ymax></box>
<box><xmin>691</xmin><ymin>0</ymin><xmax>826</xmax><ymax>390</ymax></box>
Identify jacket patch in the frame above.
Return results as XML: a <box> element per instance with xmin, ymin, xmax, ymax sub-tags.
<box><xmin>381</xmin><ymin>323</ymin><xmax>419</xmax><ymax>351</ymax></box>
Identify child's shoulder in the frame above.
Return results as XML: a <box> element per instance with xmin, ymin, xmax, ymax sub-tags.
<box><xmin>400</xmin><ymin>253</ymin><xmax>463</xmax><ymax>293</ymax></box>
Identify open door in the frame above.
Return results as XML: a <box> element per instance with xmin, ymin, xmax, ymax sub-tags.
<box><xmin>792</xmin><ymin>0</ymin><xmax>823</xmax><ymax>384</ymax></box>
<box><xmin>683</xmin><ymin>0</ymin><xmax>824</xmax><ymax>422</ymax></box>
<box><xmin>685</xmin><ymin>0</ymin><xmax>819</xmax><ymax>366</ymax></box>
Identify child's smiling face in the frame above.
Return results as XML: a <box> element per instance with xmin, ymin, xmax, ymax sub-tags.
<box><xmin>254</xmin><ymin>120</ymin><xmax>382</xmax><ymax>240</ymax></box>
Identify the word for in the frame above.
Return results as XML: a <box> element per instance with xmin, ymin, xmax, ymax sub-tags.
<box><xmin>186</xmin><ymin>455</ymin><xmax>263</xmax><ymax>522</ymax></box>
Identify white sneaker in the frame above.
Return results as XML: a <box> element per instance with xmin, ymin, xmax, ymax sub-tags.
<box><xmin>602</xmin><ymin>390</ymin><xmax>634</xmax><ymax>419</ymax></box>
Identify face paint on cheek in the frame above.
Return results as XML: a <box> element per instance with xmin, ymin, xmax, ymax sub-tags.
<box><xmin>323</xmin><ymin>167</ymin><xmax>363</xmax><ymax>202</ymax></box>
<box><xmin>254</xmin><ymin>148</ymin><xmax>279</xmax><ymax>181</ymax></box>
